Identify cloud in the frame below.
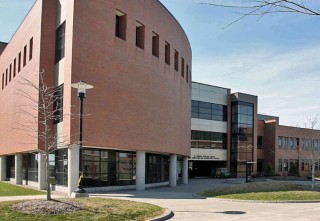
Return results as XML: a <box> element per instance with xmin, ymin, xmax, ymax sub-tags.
<box><xmin>192</xmin><ymin>45</ymin><xmax>320</xmax><ymax>126</ymax></box>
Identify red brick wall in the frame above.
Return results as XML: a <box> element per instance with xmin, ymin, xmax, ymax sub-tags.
<box><xmin>65</xmin><ymin>0</ymin><xmax>191</xmax><ymax>156</ymax></box>
<box><xmin>0</xmin><ymin>0</ymin><xmax>44</xmax><ymax>155</ymax></box>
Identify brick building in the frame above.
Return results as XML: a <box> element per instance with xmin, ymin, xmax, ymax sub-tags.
<box><xmin>190</xmin><ymin>82</ymin><xmax>320</xmax><ymax>178</ymax></box>
<box><xmin>0</xmin><ymin>0</ymin><xmax>191</xmax><ymax>195</ymax></box>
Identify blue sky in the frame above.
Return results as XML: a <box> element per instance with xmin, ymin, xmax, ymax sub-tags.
<box><xmin>1</xmin><ymin>0</ymin><xmax>319</xmax><ymax>126</ymax></box>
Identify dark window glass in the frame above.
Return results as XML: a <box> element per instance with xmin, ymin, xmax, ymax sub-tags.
<box><xmin>165</xmin><ymin>42</ymin><xmax>170</xmax><ymax>65</ymax></box>
<box><xmin>186</xmin><ymin>65</ymin><xmax>189</xmax><ymax>82</ymax></box>
<box><xmin>5</xmin><ymin>69</ymin><xmax>7</xmax><ymax>86</ymax></box>
<box><xmin>18</xmin><ymin>52</ymin><xmax>21</xmax><ymax>72</ymax></box>
<box><xmin>81</xmin><ymin>149</ymin><xmax>136</xmax><ymax>187</ymax></box>
<box><xmin>55</xmin><ymin>22</ymin><xmax>65</xmax><ymax>63</ymax></box>
<box><xmin>29</xmin><ymin>37</ymin><xmax>33</xmax><ymax>60</ymax></box>
<box><xmin>199</xmin><ymin>101</ymin><xmax>211</xmax><ymax>109</ymax></box>
<box><xmin>9</xmin><ymin>64</ymin><xmax>12</xmax><ymax>82</ymax></box>
<box><xmin>152</xmin><ymin>32</ymin><xmax>159</xmax><ymax>58</ymax></box>
<box><xmin>174</xmin><ymin>50</ymin><xmax>179</xmax><ymax>71</ymax></box>
<box><xmin>13</xmin><ymin>58</ymin><xmax>16</xmax><ymax>78</ymax></box>
<box><xmin>191</xmin><ymin>130</ymin><xmax>227</xmax><ymax>149</ymax></box>
<box><xmin>115</xmin><ymin>11</ymin><xmax>126</xmax><ymax>40</ymax></box>
<box><xmin>145</xmin><ymin>154</ymin><xmax>169</xmax><ymax>184</ymax></box>
<box><xmin>192</xmin><ymin>100</ymin><xmax>199</xmax><ymax>107</ymax></box>
<box><xmin>258</xmin><ymin>136</ymin><xmax>263</xmax><ymax>149</ymax></box>
<box><xmin>136</xmin><ymin>22</ymin><xmax>144</xmax><ymax>49</ymax></box>
<box><xmin>1</xmin><ymin>73</ymin><xmax>4</xmax><ymax>90</ymax></box>
<box><xmin>23</xmin><ymin>45</ymin><xmax>27</xmax><ymax>67</ymax></box>
<box><xmin>55</xmin><ymin>149</ymin><xmax>68</xmax><ymax>186</ymax></box>
<box><xmin>191</xmin><ymin>100</ymin><xmax>227</xmax><ymax>122</ymax></box>
<box><xmin>181</xmin><ymin>57</ymin><xmax>185</xmax><ymax>77</ymax></box>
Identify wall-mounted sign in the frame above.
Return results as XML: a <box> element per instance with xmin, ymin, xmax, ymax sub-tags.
<box><xmin>191</xmin><ymin>155</ymin><xmax>220</xmax><ymax>160</ymax></box>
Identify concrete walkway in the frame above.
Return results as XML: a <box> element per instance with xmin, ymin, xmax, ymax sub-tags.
<box><xmin>91</xmin><ymin>179</ymin><xmax>320</xmax><ymax>221</ymax></box>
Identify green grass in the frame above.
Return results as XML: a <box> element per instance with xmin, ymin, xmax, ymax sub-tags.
<box><xmin>0</xmin><ymin>198</ymin><xmax>164</xmax><ymax>221</ymax></box>
<box><xmin>0</xmin><ymin>182</ymin><xmax>45</xmax><ymax>196</ymax></box>
<box><xmin>199</xmin><ymin>182</ymin><xmax>320</xmax><ymax>201</ymax></box>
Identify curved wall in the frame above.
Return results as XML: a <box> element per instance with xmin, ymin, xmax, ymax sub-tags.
<box><xmin>65</xmin><ymin>0</ymin><xmax>192</xmax><ymax>156</ymax></box>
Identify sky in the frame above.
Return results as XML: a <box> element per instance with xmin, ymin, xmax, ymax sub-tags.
<box><xmin>1</xmin><ymin>0</ymin><xmax>320</xmax><ymax>126</ymax></box>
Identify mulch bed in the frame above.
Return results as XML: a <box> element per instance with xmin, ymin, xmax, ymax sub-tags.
<box><xmin>11</xmin><ymin>199</ymin><xmax>83</xmax><ymax>215</ymax></box>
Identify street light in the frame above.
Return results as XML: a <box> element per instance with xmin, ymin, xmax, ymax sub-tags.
<box><xmin>71</xmin><ymin>81</ymin><xmax>94</xmax><ymax>193</ymax></box>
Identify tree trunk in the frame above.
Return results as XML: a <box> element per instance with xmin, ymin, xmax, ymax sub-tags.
<box><xmin>311</xmin><ymin>159</ymin><xmax>315</xmax><ymax>190</ymax></box>
<box><xmin>46</xmin><ymin>152</ymin><xmax>51</xmax><ymax>200</ymax></box>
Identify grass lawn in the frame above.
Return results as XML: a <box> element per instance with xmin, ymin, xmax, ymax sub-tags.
<box><xmin>199</xmin><ymin>182</ymin><xmax>320</xmax><ymax>201</ymax></box>
<box><xmin>0</xmin><ymin>182</ymin><xmax>45</xmax><ymax>196</ymax></box>
<box><xmin>0</xmin><ymin>198</ymin><xmax>164</xmax><ymax>221</ymax></box>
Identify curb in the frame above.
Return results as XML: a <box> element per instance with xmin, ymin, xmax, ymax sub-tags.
<box><xmin>148</xmin><ymin>208</ymin><xmax>174</xmax><ymax>221</ymax></box>
<box><xmin>192</xmin><ymin>193</ymin><xmax>207</xmax><ymax>199</ymax></box>
<box><xmin>206</xmin><ymin>197</ymin><xmax>320</xmax><ymax>204</ymax></box>
<box><xmin>192</xmin><ymin>193</ymin><xmax>320</xmax><ymax>203</ymax></box>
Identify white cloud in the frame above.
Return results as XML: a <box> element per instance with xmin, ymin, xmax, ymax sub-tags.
<box><xmin>192</xmin><ymin>45</ymin><xmax>320</xmax><ymax>126</ymax></box>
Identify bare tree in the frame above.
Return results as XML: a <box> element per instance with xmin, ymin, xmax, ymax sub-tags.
<box><xmin>200</xmin><ymin>1</ymin><xmax>320</xmax><ymax>27</ymax></box>
<box><xmin>297</xmin><ymin>118</ymin><xmax>320</xmax><ymax>190</ymax></box>
<box><xmin>15</xmin><ymin>70</ymin><xmax>76</xmax><ymax>200</ymax></box>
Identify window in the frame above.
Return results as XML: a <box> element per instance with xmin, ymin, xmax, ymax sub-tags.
<box><xmin>192</xmin><ymin>100</ymin><xmax>227</xmax><ymax>122</ymax></box>
<box><xmin>174</xmin><ymin>50</ymin><xmax>179</xmax><ymax>71</ymax></box>
<box><xmin>5</xmin><ymin>69</ymin><xmax>8</xmax><ymax>86</ymax></box>
<box><xmin>278</xmin><ymin>136</ymin><xmax>282</xmax><ymax>149</ymax></box>
<box><xmin>191</xmin><ymin>130</ymin><xmax>227</xmax><ymax>149</ymax></box>
<box><xmin>181</xmin><ymin>57</ymin><xmax>185</xmax><ymax>77</ymax></box>
<box><xmin>135</xmin><ymin>21</ymin><xmax>144</xmax><ymax>49</ymax></box>
<box><xmin>165</xmin><ymin>42</ymin><xmax>170</xmax><ymax>65</ymax></box>
<box><xmin>257</xmin><ymin>136</ymin><xmax>263</xmax><ymax>149</ymax></box>
<box><xmin>186</xmin><ymin>65</ymin><xmax>189</xmax><ymax>82</ymax></box>
<box><xmin>1</xmin><ymin>73</ymin><xmax>4</xmax><ymax>90</ymax></box>
<box><xmin>115</xmin><ymin>10</ymin><xmax>126</xmax><ymax>40</ymax></box>
<box><xmin>23</xmin><ymin>45</ymin><xmax>27</xmax><ymax>67</ymax></box>
<box><xmin>13</xmin><ymin>58</ymin><xmax>16</xmax><ymax>78</ymax></box>
<box><xmin>9</xmin><ymin>64</ymin><xmax>12</xmax><ymax>82</ymax></box>
<box><xmin>18</xmin><ymin>52</ymin><xmax>21</xmax><ymax>73</ymax></box>
<box><xmin>29</xmin><ymin>37</ymin><xmax>33</xmax><ymax>61</ymax></box>
<box><xmin>145</xmin><ymin>154</ymin><xmax>169</xmax><ymax>184</ymax></box>
<box><xmin>53</xmin><ymin>84</ymin><xmax>64</xmax><ymax>124</ymax></box>
<box><xmin>55</xmin><ymin>22</ymin><xmax>65</xmax><ymax>63</ymax></box>
<box><xmin>152</xmin><ymin>32</ymin><xmax>159</xmax><ymax>57</ymax></box>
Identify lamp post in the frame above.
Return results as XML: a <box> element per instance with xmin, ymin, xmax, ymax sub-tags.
<box><xmin>71</xmin><ymin>81</ymin><xmax>94</xmax><ymax>193</ymax></box>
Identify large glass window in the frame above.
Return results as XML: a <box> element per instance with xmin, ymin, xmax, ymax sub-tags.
<box><xmin>145</xmin><ymin>154</ymin><xmax>169</xmax><ymax>184</ymax></box>
<box><xmin>191</xmin><ymin>130</ymin><xmax>227</xmax><ymax>149</ymax></box>
<box><xmin>22</xmin><ymin>153</ymin><xmax>38</xmax><ymax>182</ymax></box>
<box><xmin>192</xmin><ymin>100</ymin><xmax>227</xmax><ymax>122</ymax></box>
<box><xmin>55</xmin><ymin>149</ymin><xmax>68</xmax><ymax>186</ymax></box>
<box><xmin>231</xmin><ymin>101</ymin><xmax>254</xmax><ymax>175</ymax></box>
<box><xmin>55</xmin><ymin>22</ymin><xmax>65</xmax><ymax>63</ymax></box>
<box><xmin>82</xmin><ymin>149</ymin><xmax>136</xmax><ymax>187</ymax></box>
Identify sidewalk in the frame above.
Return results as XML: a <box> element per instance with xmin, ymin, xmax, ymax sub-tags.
<box><xmin>90</xmin><ymin>178</ymin><xmax>320</xmax><ymax>221</ymax></box>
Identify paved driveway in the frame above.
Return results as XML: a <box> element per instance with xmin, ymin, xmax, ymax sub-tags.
<box><xmin>91</xmin><ymin>179</ymin><xmax>320</xmax><ymax>221</ymax></box>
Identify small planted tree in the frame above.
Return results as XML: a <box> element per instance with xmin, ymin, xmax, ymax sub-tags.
<box><xmin>15</xmin><ymin>70</ymin><xmax>75</xmax><ymax>200</ymax></box>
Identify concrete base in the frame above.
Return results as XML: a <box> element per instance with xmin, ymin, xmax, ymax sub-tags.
<box><xmin>70</xmin><ymin>192</ymin><xmax>89</xmax><ymax>198</ymax></box>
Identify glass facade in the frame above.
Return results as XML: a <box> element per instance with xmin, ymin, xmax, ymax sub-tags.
<box><xmin>191</xmin><ymin>130</ymin><xmax>227</xmax><ymax>149</ymax></box>
<box><xmin>191</xmin><ymin>100</ymin><xmax>227</xmax><ymax>121</ymax></box>
<box><xmin>55</xmin><ymin>149</ymin><xmax>68</xmax><ymax>186</ymax></box>
<box><xmin>145</xmin><ymin>154</ymin><xmax>169</xmax><ymax>184</ymax></box>
<box><xmin>231</xmin><ymin>101</ymin><xmax>254</xmax><ymax>175</ymax></box>
<box><xmin>82</xmin><ymin>149</ymin><xmax>136</xmax><ymax>187</ymax></box>
<box><xmin>22</xmin><ymin>153</ymin><xmax>38</xmax><ymax>182</ymax></box>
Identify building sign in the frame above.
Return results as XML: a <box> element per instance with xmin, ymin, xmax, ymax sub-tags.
<box><xmin>191</xmin><ymin>155</ymin><xmax>220</xmax><ymax>160</ymax></box>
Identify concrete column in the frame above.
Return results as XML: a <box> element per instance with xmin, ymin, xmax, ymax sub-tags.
<box><xmin>0</xmin><ymin>156</ymin><xmax>6</xmax><ymax>181</ymax></box>
<box><xmin>38</xmin><ymin>153</ymin><xmax>47</xmax><ymax>190</ymax></box>
<box><xmin>68</xmin><ymin>147</ymin><xmax>79</xmax><ymax>196</ymax></box>
<box><xmin>169</xmin><ymin>154</ymin><xmax>177</xmax><ymax>187</ymax></box>
<box><xmin>136</xmin><ymin>151</ymin><xmax>146</xmax><ymax>191</ymax></box>
<box><xmin>15</xmin><ymin>154</ymin><xmax>22</xmax><ymax>185</ymax></box>
<box><xmin>182</xmin><ymin>157</ymin><xmax>188</xmax><ymax>184</ymax></box>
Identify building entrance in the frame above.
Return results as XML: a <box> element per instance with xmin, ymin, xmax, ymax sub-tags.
<box><xmin>188</xmin><ymin>160</ymin><xmax>227</xmax><ymax>178</ymax></box>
